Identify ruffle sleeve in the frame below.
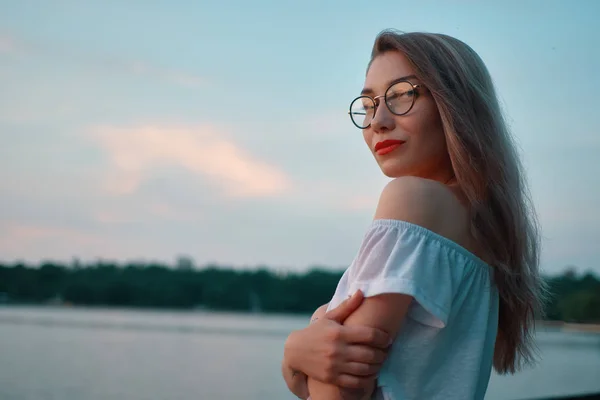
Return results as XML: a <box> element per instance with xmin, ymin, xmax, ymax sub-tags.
<box><xmin>346</xmin><ymin>219</ymin><xmax>491</xmax><ymax>328</ymax></box>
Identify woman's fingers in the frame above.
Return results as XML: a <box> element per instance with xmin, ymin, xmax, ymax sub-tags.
<box><xmin>345</xmin><ymin>344</ymin><xmax>387</xmax><ymax>364</ymax></box>
<box><xmin>341</xmin><ymin>325</ymin><xmax>391</xmax><ymax>349</ymax></box>
<box><xmin>340</xmin><ymin>361</ymin><xmax>381</xmax><ymax>376</ymax></box>
<box><xmin>335</xmin><ymin>373</ymin><xmax>377</xmax><ymax>389</ymax></box>
<box><xmin>325</xmin><ymin>290</ymin><xmax>364</xmax><ymax>323</ymax></box>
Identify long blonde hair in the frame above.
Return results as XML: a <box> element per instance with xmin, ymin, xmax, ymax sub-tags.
<box><xmin>368</xmin><ymin>30</ymin><xmax>546</xmax><ymax>374</ymax></box>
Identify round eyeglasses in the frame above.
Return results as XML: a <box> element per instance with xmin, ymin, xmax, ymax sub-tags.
<box><xmin>348</xmin><ymin>80</ymin><xmax>423</xmax><ymax>129</ymax></box>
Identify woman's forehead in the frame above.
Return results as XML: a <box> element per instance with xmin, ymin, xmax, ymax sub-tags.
<box><xmin>363</xmin><ymin>52</ymin><xmax>417</xmax><ymax>94</ymax></box>
<box><xmin>364</xmin><ymin>52</ymin><xmax>415</xmax><ymax>92</ymax></box>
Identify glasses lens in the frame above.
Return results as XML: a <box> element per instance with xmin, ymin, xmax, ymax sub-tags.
<box><xmin>386</xmin><ymin>81</ymin><xmax>416</xmax><ymax>115</ymax></box>
<box><xmin>350</xmin><ymin>96</ymin><xmax>375</xmax><ymax>128</ymax></box>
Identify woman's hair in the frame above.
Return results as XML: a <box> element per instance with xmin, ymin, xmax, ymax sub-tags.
<box><xmin>368</xmin><ymin>30</ymin><xmax>546</xmax><ymax>374</ymax></box>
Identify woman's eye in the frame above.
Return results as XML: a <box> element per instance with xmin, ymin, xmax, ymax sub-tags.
<box><xmin>389</xmin><ymin>90</ymin><xmax>413</xmax><ymax>100</ymax></box>
<box><xmin>362</xmin><ymin>103</ymin><xmax>375</xmax><ymax>111</ymax></box>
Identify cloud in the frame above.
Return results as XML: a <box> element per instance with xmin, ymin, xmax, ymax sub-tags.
<box><xmin>3</xmin><ymin>224</ymin><xmax>96</xmax><ymax>244</ymax></box>
<box><xmin>0</xmin><ymin>222</ymin><xmax>106</xmax><ymax>261</ymax></box>
<box><xmin>89</xmin><ymin>124</ymin><xmax>292</xmax><ymax>198</ymax></box>
<box><xmin>0</xmin><ymin>34</ymin><xmax>16</xmax><ymax>53</ymax></box>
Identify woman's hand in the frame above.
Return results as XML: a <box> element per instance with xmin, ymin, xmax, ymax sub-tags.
<box><xmin>280</xmin><ymin>302</ymin><xmax>329</xmax><ymax>399</ymax></box>
<box><xmin>284</xmin><ymin>290</ymin><xmax>392</xmax><ymax>390</ymax></box>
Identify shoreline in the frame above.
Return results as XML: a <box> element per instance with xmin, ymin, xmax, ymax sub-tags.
<box><xmin>540</xmin><ymin>320</ymin><xmax>600</xmax><ymax>334</ymax></box>
<box><xmin>2</xmin><ymin>304</ymin><xmax>600</xmax><ymax>333</ymax></box>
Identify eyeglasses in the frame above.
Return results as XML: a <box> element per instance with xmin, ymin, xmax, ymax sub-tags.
<box><xmin>348</xmin><ymin>80</ymin><xmax>424</xmax><ymax>129</ymax></box>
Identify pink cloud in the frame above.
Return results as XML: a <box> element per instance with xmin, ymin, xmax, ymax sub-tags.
<box><xmin>0</xmin><ymin>223</ymin><xmax>106</xmax><ymax>260</ymax></box>
<box><xmin>89</xmin><ymin>125</ymin><xmax>292</xmax><ymax>198</ymax></box>
<box><xmin>0</xmin><ymin>34</ymin><xmax>16</xmax><ymax>53</ymax></box>
<box><xmin>7</xmin><ymin>225</ymin><xmax>94</xmax><ymax>242</ymax></box>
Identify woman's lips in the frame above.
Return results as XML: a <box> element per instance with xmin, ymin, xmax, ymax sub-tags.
<box><xmin>374</xmin><ymin>140</ymin><xmax>405</xmax><ymax>155</ymax></box>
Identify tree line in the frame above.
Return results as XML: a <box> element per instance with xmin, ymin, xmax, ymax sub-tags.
<box><xmin>0</xmin><ymin>260</ymin><xmax>598</xmax><ymax>323</ymax></box>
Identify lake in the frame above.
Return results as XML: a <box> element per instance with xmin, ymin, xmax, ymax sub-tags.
<box><xmin>1</xmin><ymin>306</ymin><xmax>599</xmax><ymax>400</ymax></box>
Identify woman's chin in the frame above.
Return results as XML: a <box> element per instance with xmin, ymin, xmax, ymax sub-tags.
<box><xmin>378</xmin><ymin>162</ymin><xmax>408</xmax><ymax>178</ymax></box>
<box><xmin>381</xmin><ymin>170</ymin><xmax>400</xmax><ymax>178</ymax></box>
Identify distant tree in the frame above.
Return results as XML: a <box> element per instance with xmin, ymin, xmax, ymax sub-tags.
<box><xmin>176</xmin><ymin>256</ymin><xmax>195</xmax><ymax>271</ymax></box>
<box><xmin>0</xmin><ymin>261</ymin><xmax>597</xmax><ymax>321</ymax></box>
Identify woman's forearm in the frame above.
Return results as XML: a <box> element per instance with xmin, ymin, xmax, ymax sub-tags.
<box><xmin>282</xmin><ymin>359</ymin><xmax>309</xmax><ymax>399</ymax></box>
<box><xmin>303</xmin><ymin>301</ymin><xmax>377</xmax><ymax>399</ymax></box>
<box><xmin>282</xmin><ymin>304</ymin><xmax>328</xmax><ymax>400</ymax></box>
<box><xmin>307</xmin><ymin>377</ymin><xmax>375</xmax><ymax>400</ymax></box>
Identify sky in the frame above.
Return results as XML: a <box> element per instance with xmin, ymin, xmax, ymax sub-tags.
<box><xmin>1</xmin><ymin>0</ymin><xmax>599</xmax><ymax>276</ymax></box>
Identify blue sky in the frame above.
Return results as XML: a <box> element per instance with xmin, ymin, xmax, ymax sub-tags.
<box><xmin>1</xmin><ymin>0</ymin><xmax>599</xmax><ymax>276</ymax></box>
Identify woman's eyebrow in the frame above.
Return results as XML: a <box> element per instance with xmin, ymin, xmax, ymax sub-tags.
<box><xmin>361</xmin><ymin>74</ymin><xmax>418</xmax><ymax>95</ymax></box>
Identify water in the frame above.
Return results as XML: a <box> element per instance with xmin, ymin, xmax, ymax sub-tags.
<box><xmin>0</xmin><ymin>306</ymin><xmax>598</xmax><ymax>400</ymax></box>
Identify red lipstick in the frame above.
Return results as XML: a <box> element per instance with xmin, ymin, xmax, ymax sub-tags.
<box><xmin>374</xmin><ymin>139</ymin><xmax>405</xmax><ymax>155</ymax></box>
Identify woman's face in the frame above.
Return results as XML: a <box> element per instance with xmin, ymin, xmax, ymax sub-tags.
<box><xmin>361</xmin><ymin>51</ymin><xmax>452</xmax><ymax>181</ymax></box>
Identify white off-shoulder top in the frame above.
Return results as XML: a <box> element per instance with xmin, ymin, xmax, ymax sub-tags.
<box><xmin>326</xmin><ymin>219</ymin><xmax>499</xmax><ymax>400</ymax></box>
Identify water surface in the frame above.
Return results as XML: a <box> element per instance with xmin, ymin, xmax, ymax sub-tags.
<box><xmin>1</xmin><ymin>306</ymin><xmax>598</xmax><ymax>400</ymax></box>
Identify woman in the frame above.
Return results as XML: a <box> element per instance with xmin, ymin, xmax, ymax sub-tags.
<box><xmin>281</xmin><ymin>29</ymin><xmax>546</xmax><ymax>400</ymax></box>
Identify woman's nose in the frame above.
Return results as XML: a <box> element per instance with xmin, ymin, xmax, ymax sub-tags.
<box><xmin>371</xmin><ymin>103</ymin><xmax>396</xmax><ymax>133</ymax></box>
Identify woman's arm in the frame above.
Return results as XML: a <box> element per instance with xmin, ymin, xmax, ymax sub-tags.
<box><xmin>310</xmin><ymin>302</ymin><xmax>330</xmax><ymax>324</ymax></box>
<box><xmin>306</xmin><ymin>294</ymin><xmax>411</xmax><ymax>400</ymax></box>
<box><xmin>282</xmin><ymin>303</ymin><xmax>330</xmax><ymax>399</ymax></box>
<box><xmin>282</xmin><ymin>291</ymin><xmax>391</xmax><ymax>399</ymax></box>
<box><xmin>307</xmin><ymin>177</ymin><xmax>456</xmax><ymax>400</ymax></box>
<box><xmin>281</xmin><ymin>356</ymin><xmax>309</xmax><ymax>400</ymax></box>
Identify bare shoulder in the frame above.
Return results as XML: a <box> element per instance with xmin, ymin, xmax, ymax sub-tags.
<box><xmin>374</xmin><ymin>176</ymin><xmax>469</xmax><ymax>245</ymax></box>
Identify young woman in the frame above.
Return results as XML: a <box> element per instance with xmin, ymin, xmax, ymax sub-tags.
<box><xmin>281</xmin><ymin>30</ymin><xmax>545</xmax><ymax>400</ymax></box>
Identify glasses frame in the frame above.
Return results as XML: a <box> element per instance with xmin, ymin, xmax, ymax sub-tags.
<box><xmin>348</xmin><ymin>80</ymin><xmax>424</xmax><ymax>129</ymax></box>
